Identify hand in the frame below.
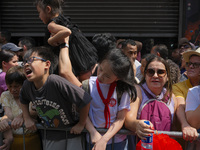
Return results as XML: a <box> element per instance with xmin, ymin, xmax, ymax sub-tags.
<box><xmin>90</xmin><ymin>130</ymin><xmax>102</xmax><ymax>144</ymax></box>
<box><xmin>24</xmin><ymin>118</ymin><xmax>37</xmax><ymax>131</ymax></box>
<box><xmin>135</xmin><ymin>120</ymin><xmax>154</xmax><ymax>139</ymax></box>
<box><xmin>182</xmin><ymin>124</ymin><xmax>198</xmax><ymax>141</ymax></box>
<box><xmin>92</xmin><ymin>136</ymin><xmax>107</xmax><ymax>150</ymax></box>
<box><xmin>0</xmin><ymin>120</ymin><xmax>10</xmax><ymax>132</ymax></box>
<box><xmin>70</xmin><ymin>122</ymin><xmax>84</xmax><ymax>134</ymax></box>
<box><xmin>11</xmin><ymin>115</ymin><xmax>23</xmax><ymax>130</ymax></box>
<box><xmin>0</xmin><ymin>137</ymin><xmax>13</xmax><ymax>150</ymax></box>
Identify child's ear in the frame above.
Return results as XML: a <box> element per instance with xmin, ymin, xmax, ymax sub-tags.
<box><xmin>45</xmin><ymin>60</ymin><xmax>51</xmax><ymax>69</ymax></box>
<box><xmin>46</xmin><ymin>5</ymin><xmax>52</xmax><ymax>14</ymax></box>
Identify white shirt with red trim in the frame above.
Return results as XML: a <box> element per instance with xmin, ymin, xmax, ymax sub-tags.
<box><xmin>88</xmin><ymin>76</ymin><xmax>130</xmax><ymax>144</ymax></box>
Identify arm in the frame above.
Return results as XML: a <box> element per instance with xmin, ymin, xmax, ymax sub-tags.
<box><xmin>0</xmin><ymin>116</ymin><xmax>11</xmax><ymax>132</ymax></box>
<box><xmin>59</xmin><ymin>37</ymin><xmax>82</xmax><ymax>87</ymax></box>
<box><xmin>92</xmin><ymin>109</ymin><xmax>128</xmax><ymax>150</ymax></box>
<box><xmin>20</xmin><ymin>103</ymin><xmax>37</xmax><ymax>131</ymax></box>
<box><xmin>0</xmin><ymin>129</ymin><xmax>13</xmax><ymax>150</ymax></box>
<box><xmin>48</xmin><ymin>21</ymin><xmax>71</xmax><ymax>46</ymax></box>
<box><xmin>185</xmin><ymin>89</ymin><xmax>200</xmax><ymax>129</ymax></box>
<box><xmin>3</xmin><ymin>107</ymin><xmax>13</xmax><ymax>120</ymax></box>
<box><xmin>85</xmin><ymin>116</ymin><xmax>102</xmax><ymax>144</ymax></box>
<box><xmin>186</xmin><ymin>105</ymin><xmax>200</xmax><ymax>129</ymax></box>
<box><xmin>176</xmin><ymin>97</ymin><xmax>198</xmax><ymax>141</ymax></box>
<box><xmin>70</xmin><ymin>102</ymin><xmax>90</xmax><ymax>134</ymax></box>
<box><xmin>124</xmin><ymin>85</ymin><xmax>154</xmax><ymax>139</ymax></box>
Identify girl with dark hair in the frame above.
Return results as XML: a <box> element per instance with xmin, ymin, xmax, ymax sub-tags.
<box><xmin>0</xmin><ymin>50</ymin><xmax>18</xmax><ymax>96</ymax></box>
<box><xmin>85</xmin><ymin>48</ymin><xmax>137</xmax><ymax>150</ymax></box>
<box><xmin>35</xmin><ymin>0</ymin><xmax>98</xmax><ymax>87</ymax></box>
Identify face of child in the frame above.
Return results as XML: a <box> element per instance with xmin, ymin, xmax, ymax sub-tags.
<box><xmin>3</xmin><ymin>55</ymin><xmax>19</xmax><ymax>72</ymax></box>
<box><xmin>23</xmin><ymin>52</ymin><xmax>49</xmax><ymax>88</ymax></box>
<box><xmin>37</xmin><ymin>5</ymin><xmax>51</xmax><ymax>24</ymax></box>
<box><xmin>7</xmin><ymin>82</ymin><xmax>22</xmax><ymax>99</ymax></box>
<box><xmin>97</xmin><ymin>60</ymin><xmax>118</xmax><ymax>84</ymax></box>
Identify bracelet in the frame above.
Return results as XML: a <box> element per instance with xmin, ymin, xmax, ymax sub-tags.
<box><xmin>60</xmin><ymin>43</ymin><xmax>69</xmax><ymax>49</ymax></box>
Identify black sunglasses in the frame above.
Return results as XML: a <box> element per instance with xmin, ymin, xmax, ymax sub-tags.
<box><xmin>145</xmin><ymin>68</ymin><xmax>167</xmax><ymax>77</ymax></box>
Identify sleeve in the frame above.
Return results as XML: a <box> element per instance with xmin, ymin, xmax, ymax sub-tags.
<box><xmin>118</xmin><ymin>92</ymin><xmax>130</xmax><ymax>112</ymax></box>
<box><xmin>52</xmin><ymin>75</ymin><xmax>92</xmax><ymax>109</ymax></box>
<box><xmin>0</xmin><ymin>92</ymin><xmax>11</xmax><ymax>107</ymax></box>
<box><xmin>172</xmin><ymin>84</ymin><xmax>185</xmax><ymax>98</ymax></box>
<box><xmin>20</xmin><ymin>80</ymin><xmax>31</xmax><ymax>105</ymax></box>
<box><xmin>185</xmin><ymin>88</ymin><xmax>199</xmax><ymax>112</ymax></box>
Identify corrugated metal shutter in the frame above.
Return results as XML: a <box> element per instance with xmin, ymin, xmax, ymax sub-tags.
<box><xmin>0</xmin><ymin>0</ymin><xmax>180</xmax><ymax>38</ymax></box>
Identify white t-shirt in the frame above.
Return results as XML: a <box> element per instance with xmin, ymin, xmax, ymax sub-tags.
<box><xmin>185</xmin><ymin>85</ymin><xmax>200</xmax><ymax>112</ymax></box>
<box><xmin>88</xmin><ymin>76</ymin><xmax>130</xmax><ymax>144</ymax></box>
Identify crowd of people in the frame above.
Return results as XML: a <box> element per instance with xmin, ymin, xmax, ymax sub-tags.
<box><xmin>0</xmin><ymin>0</ymin><xmax>200</xmax><ymax>150</ymax></box>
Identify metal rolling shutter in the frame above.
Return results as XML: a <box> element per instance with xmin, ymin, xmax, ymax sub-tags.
<box><xmin>0</xmin><ymin>0</ymin><xmax>180</xmax><ymax>38</ymax></box>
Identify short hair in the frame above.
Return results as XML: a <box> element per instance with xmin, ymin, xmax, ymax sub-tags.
<box><xmin>121</xmin><ymin>39</ymin><xmax>136</xmax><ymax>49</ymax></box>
<box><xmin>19</xmin><ymin>37</ymin><xmax>35</xmax><ymax>50</ymax></box>
<box><xmin>92</xmin><ymin>33</ymin><xmax>116</xmax><ymax>62</ymax></box>
<box><xmin>35</xmin><ymin>0</ymin><xmax>64</xmax><ymax>15</ymax></box>
<box><xmin>153</xmin><ymin>44</ymin><xmax>168</xmax><ymax>60</ymax></box>
<box><xmin>24</xmin><ymin>46</ymin><xmax>58</xmax><ymax>74</ymax></box>
<box><xmin>0</xmin><ymin>30</ymin><xmax>11</xmax><ymax>42</ymax></box>
<box><xmin>0</xmin><ymin>49</ymin><xmax>17</xmax><ymax>69</ymax></box>
<box><xmin>5</xmin><ymin>66</ymin><xmax>26</xmax><ymax>86</ymax></box>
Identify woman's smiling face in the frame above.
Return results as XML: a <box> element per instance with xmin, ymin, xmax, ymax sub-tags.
<box><xmin>145</xmin><ymin>60</ymin><xmax>168</xmax><ymax>94</ymax></box>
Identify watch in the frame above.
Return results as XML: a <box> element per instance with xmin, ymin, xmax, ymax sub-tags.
<box><xmin>60</xmin><ymin>43</ymin><xmax>69</xmax><ymax>49</ymax></box>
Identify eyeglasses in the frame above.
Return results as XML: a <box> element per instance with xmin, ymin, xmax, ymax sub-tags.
<box><xmin>186</xmin><ymin>62</ymin><xmax>200</xmax><ymax>68</ymax></box>
<box><xmin>145</xmin><ymin>68</ymin><xmax>167</xmax><ymax>77</ymax></box>
<box><xmin>22</xmin><ymin>56</ymin><xmax>47</xmax><ymax>66</ymax></box>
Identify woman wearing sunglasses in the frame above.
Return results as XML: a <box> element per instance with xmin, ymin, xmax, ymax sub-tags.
<box><xmin>125</xmin><ymin>56</ymin><xmax>178</xmax><ymax>148</ymax></box>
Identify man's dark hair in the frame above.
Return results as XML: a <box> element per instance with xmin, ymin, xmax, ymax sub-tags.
<box><xmin>19</xmin><ymin>37</ymin><xmax>36</xmax><ymax>50</ymax></box>
<box><xmin>153</xmin><ymin>44</ymin><xmax>168</xmax><ymax>60</ymax></box>
<box><xmin>121</xmin><ymin>39</ymin><xmax>136</xmax><ymax>49</ymax></box>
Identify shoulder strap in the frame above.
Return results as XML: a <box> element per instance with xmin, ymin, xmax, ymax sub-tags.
<box><xmin>82</xmin><ymin>79</ymin><xmax>90</xmax><ymax>94</ymax></box>
<box><xmin>141</xmin><ymin>85</ymin><xmax>169</xmax><ymax>103</ymax></box>
<box><xmin>140</xmin><ymin>85</ymin><xmax>154</xmax><ymax>99</ymax></box>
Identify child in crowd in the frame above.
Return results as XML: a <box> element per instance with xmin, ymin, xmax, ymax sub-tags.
<box><xmin>0</xmin><ymin>66</ymin><xmax>42</xmax><ymax>150</ymax></box>
<box><xmin>35</xmin><ymin>0</ymin><xmax>98</xmax><ymax>86</ymax></box>
<box><xmin>19</xmin><ymin>46</ymin><xmax>91</xmax><ymax>150</ymax></box>
<box><xmin>85</xmin><ymin>48</ymin><xmax>137</xmax><ymax>150</ymax></box>
<box><xmin>0</xmin><ymin>50</ymin><xmax>19</xmax><ymax>96</ymax></box>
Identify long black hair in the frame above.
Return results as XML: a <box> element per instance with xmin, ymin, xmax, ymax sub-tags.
<box><xmin>100</xmin><ymin>48</ymin><xmax>137</xmax><ymax>103</ymax></box>
<box><xmin>0</xmin><ymin>49</ymin><xmax>17</xmax><ymax>69</ymax></box>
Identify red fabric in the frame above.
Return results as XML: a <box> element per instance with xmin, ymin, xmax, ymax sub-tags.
<box><xmin>136</xmin><ymin>134</ymin><xmax>182</xmax><ymax>150</ymax></box>
<box><xmin>96</xmin><ymin>79</ymin><xmax>116</xmax><ymax>128</ymax></box>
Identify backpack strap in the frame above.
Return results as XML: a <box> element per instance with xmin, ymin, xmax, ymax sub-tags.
<box><xmin>140</xmin><ymin>85</ymin><xmax>154</xmax><ymax>99</ymax></box>
<box><xmin>82</xmin><ymin>79</ymin><xmax>90</xmax><ymax>94</ymax></box>
<box><xmin>140</xmin><ymin>85</ymin><xmax>169</xmax><ymax>103</ymax></box>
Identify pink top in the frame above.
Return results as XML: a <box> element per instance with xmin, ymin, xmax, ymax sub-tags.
<box><xmin>0</xmin><ymin>72</ymin><xmax>7</xmax><ymax>96</ymax></box>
